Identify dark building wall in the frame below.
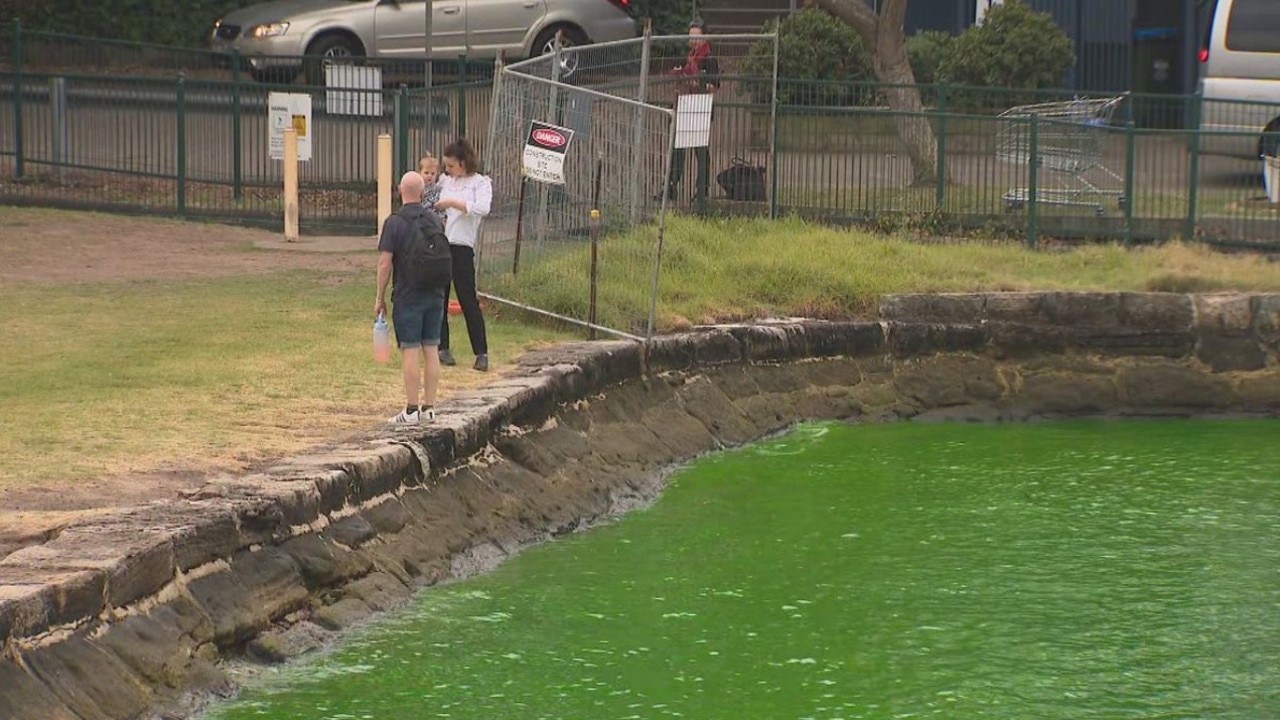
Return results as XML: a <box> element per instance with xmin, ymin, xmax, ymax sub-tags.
<box><xmin>1025</xmin><ymin>0</ymin><xmax>1136</xmax><ymax>92</ymax></box>
<box><xmin>773</xmin><ymin>0</ymin><xmax>1199</xmax><ymax>97</ymax></box>
<box><xmin>903</xmin><ymin>0</ymin><xmax>974</xmax><ymax>35</ymax></box>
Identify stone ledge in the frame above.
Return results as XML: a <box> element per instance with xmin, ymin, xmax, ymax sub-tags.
<box><xmin>1</xmin><ymin>292</ymin><xmax>1277</xmax><ymax>720</ymax></box>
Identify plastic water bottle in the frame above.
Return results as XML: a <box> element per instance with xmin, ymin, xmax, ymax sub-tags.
<box><xmin>373</xmin><ymin>314</ymin><xmax>391</xmax><ymax>364</ymax></box>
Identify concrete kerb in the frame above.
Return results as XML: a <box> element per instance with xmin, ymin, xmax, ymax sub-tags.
<box><xmin>1</xmin><ymin>292</ymin><xmax>1278</xmax><ymax>720</ymax></box>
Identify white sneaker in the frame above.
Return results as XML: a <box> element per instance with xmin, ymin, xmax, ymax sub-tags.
<box><xmin>389</xmin><ymin>408</ymin><xmax>420</xmax><ymax>424</ymax></box>
<box><xmin>420</xmin><ymin>407</ymin><xmax>436</xmax><ymax>421</ymax></box>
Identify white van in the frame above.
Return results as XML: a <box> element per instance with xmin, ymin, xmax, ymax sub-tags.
<box><xmin>1199</xmin><ymin>0</ymin><xmax>1280</xmax><ymax>158</ymax></box>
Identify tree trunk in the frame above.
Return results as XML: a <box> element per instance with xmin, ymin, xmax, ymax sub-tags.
<box><xmin>816</xmin><ymin>0</ymin><xmax>941</xmax><ymax>186</ymax></box>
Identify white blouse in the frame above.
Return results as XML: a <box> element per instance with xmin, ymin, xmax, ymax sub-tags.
<box><xmin>437</xmin><ymin>173</ymin><xmax>492</xmax><ymax>249</ymax></box>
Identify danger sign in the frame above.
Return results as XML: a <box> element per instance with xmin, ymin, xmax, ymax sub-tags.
<box><xmin>522</xmin><ymin>121</ymin><xmax>575</xmax><ymax>185</ymax></box>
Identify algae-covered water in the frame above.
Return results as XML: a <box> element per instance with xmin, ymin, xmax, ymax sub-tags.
<box><xmin>203</xmin><ymin>419</ymin><xmax>1280</xmax><ymax>719</ymax></box>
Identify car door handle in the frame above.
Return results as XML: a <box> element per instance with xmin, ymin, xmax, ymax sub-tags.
<box><xmin>522</xmin><ymin>1</ymin><xmax>536</xmax><ymax>6</ymax></box>
<box><xmin>441</xmin><ymin>6</ymin><xmax>459</xmax><ymax>13</ymax></box>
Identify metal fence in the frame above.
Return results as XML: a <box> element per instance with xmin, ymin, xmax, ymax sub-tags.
<box><xmin>3</xmin><ymin>28</ymin><xmax>1280</xmax><ymax>250</ymax></box>
<box><xmin>479</xmin><ymin>32</ymin><xmax>779</xmax><ymax>340</ymax></box>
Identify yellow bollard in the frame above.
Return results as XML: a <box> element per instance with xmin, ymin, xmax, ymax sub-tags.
<box><xmin>377</xmin><ymin>133</ymin><xmax>393</xmax><ymax>235</ymax></box>
<box><xmin>282</xmin><ymin>127</ymin><xmax>299</xmax><ymax>242</ymax></box>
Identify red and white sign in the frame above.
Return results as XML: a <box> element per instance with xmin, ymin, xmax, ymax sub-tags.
<box><xmin>531</xmin><ymin>128</ymin><xmax>567</xmax><ymax>148</ymax></box>
<box><xmin>522</xmin><ymin>121</ymin><xmax>575</xmax><ymax>185</ymax></box>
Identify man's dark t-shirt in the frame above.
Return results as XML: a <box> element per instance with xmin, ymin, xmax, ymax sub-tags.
<box><xmin>377</xmin><ymin>203</ymin><xmax>445</xmax><ymax>303</ymax></box>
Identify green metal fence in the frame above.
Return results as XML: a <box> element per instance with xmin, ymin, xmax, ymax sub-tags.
<box><xmin>3</xmin><ymin>23</ymin><xmax>1280</xmax><ymax>248</ymax></box>
<box><xmin>0</xmin><ymin>24</ymin><xmax>496</xmax><ymax>234</ymax></box>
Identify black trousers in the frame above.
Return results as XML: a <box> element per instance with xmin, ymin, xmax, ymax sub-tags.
<box><xmin>667</xmin><ymin>145</ymin><xmax>711</xmax><ymax>201</ymax></box>
<box><xmin>439</xmin><ymin>244</ymin><xmax>488</xmax><ymax>355</ymax></box>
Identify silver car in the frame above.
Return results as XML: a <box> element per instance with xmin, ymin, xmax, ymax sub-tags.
<box><xmin>210</xmin><ymin>0</ymin><xmax>637</xmax><ymax>83</ymax></box>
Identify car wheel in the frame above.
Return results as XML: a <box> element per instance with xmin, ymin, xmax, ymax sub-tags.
<box><xmin>305</xmin><ymin>34</ymin><xmax>362</xmax><ymax>86</ymax></box>
<box><xmin>533</xmin><ymin>25</ymin><xmax>588</xmax><ymax>77</ymax></box>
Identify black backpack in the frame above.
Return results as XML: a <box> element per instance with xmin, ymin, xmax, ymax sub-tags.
<box><xmin>398</xmin><ymin>205</ymin><xmax>452</xmax><ymax>291</ymax></box>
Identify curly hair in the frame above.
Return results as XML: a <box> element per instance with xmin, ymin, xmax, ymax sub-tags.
<box><xmin>442</xmin><ymin>138</ymin><xmax>481</xmax><ymax>175</ymax></box>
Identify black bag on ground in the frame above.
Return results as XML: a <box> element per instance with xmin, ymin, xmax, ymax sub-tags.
<box><xmin>716</xmin><ymin>157</ymin><xmax>767</xmax><ymax>201</ymax></box>
<box><xmin>398</xmin><ymin>205</ymin><xmax>452</xmax><ymax>291</ymax></box>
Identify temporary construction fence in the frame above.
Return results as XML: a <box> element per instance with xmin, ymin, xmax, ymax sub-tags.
<box><xmin>479</xmin><ymin>30</ymin><xmax>779</xmax><ymax>342</ymax></box>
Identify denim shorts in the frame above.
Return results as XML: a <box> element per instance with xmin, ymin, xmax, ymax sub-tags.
<box><xmin>392</xmin><ymin>290</ymin><xmax>445</xmax><ymax>348</ymax></box>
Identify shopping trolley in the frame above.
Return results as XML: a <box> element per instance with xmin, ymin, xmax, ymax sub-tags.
<box><xmin>995</xmin><ymin>95</ymin><xmax>1128</xmax><ymax>216</ymax></box>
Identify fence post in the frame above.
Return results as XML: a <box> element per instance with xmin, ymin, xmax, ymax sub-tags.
<box><xmin>283</xmin><ymin>128</ymin><xmax>299</xmax><ymax>241</ymax></box>
<box><xmin>377</xmin><ymin>133</ymin><xmax>393</xmax><ymax>234</ymax></box>
<box><xmin>1026</xmin><ymin>114</ymin><xmax>1038</xmax><ymax>250</ymax></box>
<box><xmin>768</xmin><ymin>28</ymin><xmax>780</xmax><ymax>220</ymax></box>
<box><xmin>231</xmin><ymin>48</ymin><xmax>243</xmax><ymax>202</ymax></box>
<box><xmin>1185</xmin><ymin>92</ymin><xmax>1203</xmax><ymax>244</ymax></box>
<box><xmin>177</xmin><ymin>73</ymin><xmax>187</xmax><ymax>217</ymax></box>
<box><xmin>480</xmin><ymin>52</ymin><xmax>504</xmax><ymax>271</ymax></box>
<box><xmin>395</xmin><ymin>84</ymin><xmax>410</xmax><ymax>178</ymax></box>
<box><xmin>628</xmin><ymin>19</ymin><xmax>652</xmax><ymax>224</ymax></box>
<box><xmin>935</xmin><ymin>81</ymin><xmax>948</xmax><ymax>211</ymax></box>
<box><xmin>50</xmin><ymin>77</ymin><xmax>67</xmax><ymax>182</ymax></box>
<box><xmin>1123</xmin><ymin>120</ymin><xmax>1136</xmax><ymax>248</ymax></box>
<box><xmin>13</xmin><ymin>19</ymin><xmax>24</xmax><ymax>179</ymax></box>
<box><xmin>456</xmin><ymin>53</ymin><xmax>468</xmax><ymax>138</ymax></box>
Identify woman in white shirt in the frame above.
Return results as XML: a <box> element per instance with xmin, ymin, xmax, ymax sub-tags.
<box><xmin>433</xmin><ymin>138</ymin><xmax>493</xmax><ymax>371</ymax></box>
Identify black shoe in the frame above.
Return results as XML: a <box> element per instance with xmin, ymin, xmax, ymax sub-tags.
<box><xmin>439</xmin><ymin>348</ymin><xmax>457</xmax><ymax>366</ymax></box>
<box><xmin>473</xmin><ymin>354</ymin><xmax>489</xmax><ymax>372</ymax></box>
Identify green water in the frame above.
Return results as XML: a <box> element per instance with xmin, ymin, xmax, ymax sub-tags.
<box><xmin>204</xmin><ymin>419</ymin><xmax>1280</xmax><ymax>719</ymax></box>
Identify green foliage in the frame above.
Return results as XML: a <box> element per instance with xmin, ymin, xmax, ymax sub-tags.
<box><xmin>630</xmin><ymin>0</ymin><xmax>691</xmax><ymax>36</ymax></box>
<box><xmin>0</xmin><ymin>0</ymin><xmax>261</xmax><ymax>47</ymax></box>
<box><xmin>940</xmin><ymin>0</ymin><xmax>1074</xmax><ymax>91</ymax></box>
<box><xmin>906</xmin><ymin>31</ymin><xmax>954</xmax><ymax>87</ymax></box>
<box><xmin>743</xmin><ymin>9</ymin><xmax>873</xmax><ymax>106</ymax></box>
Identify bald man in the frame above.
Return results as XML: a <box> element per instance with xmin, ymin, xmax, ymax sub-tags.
<box><xmin>375</xmin><ymin>170</ymin><xmax>446</xmax><ymax>424</ymax></box>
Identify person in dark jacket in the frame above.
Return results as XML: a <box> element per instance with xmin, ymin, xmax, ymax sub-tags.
<box><xmin>660</xmin><ymin>18</ymin><xmax>720</xmax><ymax>207</ymax></box>
<box><xmin>375</xmin><ymin>171</ymin><xmax>446</xmax><ymax>424</ymax></box>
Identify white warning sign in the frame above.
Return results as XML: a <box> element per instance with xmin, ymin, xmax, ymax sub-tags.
<box><xmin>268</xmin><ymin>91</ymin><xmax>312</xmax><ymax>162</ymax></box>
<box><xmin>521</xmin><ymin>121</ymin><xmax>574</xmax><ymax>185</ymax></box>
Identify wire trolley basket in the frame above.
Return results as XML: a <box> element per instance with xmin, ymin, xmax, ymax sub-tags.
<box><xmin>995</xmin><ymin>95</ymin><xmax>1128</xmax><ymax>216</ymax></box>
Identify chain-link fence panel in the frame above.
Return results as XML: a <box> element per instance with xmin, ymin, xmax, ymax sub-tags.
<box><xmin>480</xmin><ymin>67</ymin><xmax>674</xmax><ymax>340</ymax></box>
<box><xmin>486</xmin><ymin>32</ymin><xmax>777</xmax><ymax>340</ymax></box>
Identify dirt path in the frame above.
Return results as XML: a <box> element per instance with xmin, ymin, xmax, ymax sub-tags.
<box><xmin>0</xmin><ymin>207</ymin><xmax>468</xmax><ymax>556</ymax></box>
<box><xmin>0</xmin><ymin>208</ymin><xmax>377</xmax><ymax>285</ymax></box>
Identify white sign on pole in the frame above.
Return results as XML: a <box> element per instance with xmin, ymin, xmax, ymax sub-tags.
<box><xmin>268</xmin><ymin>92</ymin><xmax>313</xmax><ymax>161</ymax></box>
<box><xmin>521</xmin><ymin>121</ymin><xmax>575</xmax><ymax>185</ymax></box>
<box><xmin>674</xmin><ymin>93</ymin><xmax>713</xmax><ymax>149</ymax></box>
<box><xmin>325</xmin><ymin>65</ymin><xmax>382</xmax><ymax>117</ymax></box>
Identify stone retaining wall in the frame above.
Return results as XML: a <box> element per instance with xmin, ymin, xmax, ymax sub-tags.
<box><xmin>2</xmin><ymin>292</ymin><xmax>1278</xmax><ymax>720</ymax></box>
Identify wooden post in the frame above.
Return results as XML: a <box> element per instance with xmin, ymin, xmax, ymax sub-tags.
<box><xmin>512</xmin><ymin>178</ymin><xmax>528</xmax><ymax>276</ymax></box>
<box><xmin>282</xmin><ymin>127</ymin><xmax>299</xmax><ymax>242</ymax></box>
<box><xmin>377</xmin><ymin>133</ymin><xmax>393</xmax><ymax>235</ymax></box>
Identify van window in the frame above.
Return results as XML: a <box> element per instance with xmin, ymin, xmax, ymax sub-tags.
<box><xmin>1225</xmin><ymin>0</ymin><xmax>1280</xmax><ymax>53</ymax></box>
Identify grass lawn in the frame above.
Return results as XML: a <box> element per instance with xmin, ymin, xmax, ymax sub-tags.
<box><xmin>0</xmin><ymin>269</ymin><xmax>575</xmax><ymax>488</ymax></box>
<box><xmin>492</xmin><ymin>214</ymin><xmax>1280</xmax><ymax>332</ymax></box>
<box><xmin>4</xmin><ymin>209</ymin><xmax>1280</xmax><ymax>493</ymax></box>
